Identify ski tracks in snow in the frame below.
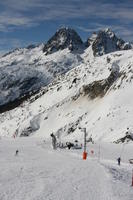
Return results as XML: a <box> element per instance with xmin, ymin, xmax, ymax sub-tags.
<box><xmin>102</xmin><ymin>161</ymin><xmax>133</xmax><ymax>200</ymax></box>
<box><xmin>0</xmin><ymin>139</ymin><xmax>131</xmax><ymax>200</ymax></box>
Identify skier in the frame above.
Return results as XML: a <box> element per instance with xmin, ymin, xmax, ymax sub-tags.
<box><xmin>50</xmin><ymin>133</ymin><xmax>57</xmax><ymax>150</ymax></box>
<box><xmin>117</xmin><ymin>157</ymin><xmax>121</xmax><ymax>165</ymax></box>
<box><xmin>15</xmin><ymin>150</ymin><xmax>19</xmax><ymax>156</ymax></box>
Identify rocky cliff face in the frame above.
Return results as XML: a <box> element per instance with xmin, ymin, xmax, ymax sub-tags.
<box><xmin>43</xmin><ymin>27</ymin><xmax>83</xmax><ymax>54</ymax></box>
<box><xmin>81</xmin><ymin>64</ymin><xmax>120</xmax><ymax>99</ymax></box>
<box><xmin>86</xmin><ymin>28</ymin><xmax>132</xmax><ymax>56</ymax></box>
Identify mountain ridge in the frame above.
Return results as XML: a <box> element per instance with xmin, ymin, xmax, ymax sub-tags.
<box><xmin>0</xmin><ymin>27</ymin><xmax>133</xmax><ymax>143</ymax></box>
<box><xmin>0</xmin><ymin>27</ymin><xmax>132</xmax><ymax>113</ymax></box>
<box><xmin>0</xmin><ymin>47</ymin><xmax>133</xmax><ymax>143</ymax></box>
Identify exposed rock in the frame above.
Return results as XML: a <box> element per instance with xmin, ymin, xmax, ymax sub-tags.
<box><xmin>43</xmin><ymin>27</ymin><xmax>83</xmax><ymax>54</ymax></box>
<box><xmin>114</xmin><ymin>134</ymin><xmax>133</xmax><ymax>143</ymax></box>
<box><xmin>86</xmin><ymin>28</ymin><xmax>132</xmax><ymax>56</ymax></box>
<box><xmin>81</xmin><ymin>64</ymin><xmax>120</xmax><ymax>99</ymax></box>
<box><xmin>27</xmin><ymin>44</ymin><xmax>36</xmax><ymax>49</ymax></box>
<box><xmin>20</xmin><ymin>127</ymin><xmax>33</xmax><ymax>137</ymax></box>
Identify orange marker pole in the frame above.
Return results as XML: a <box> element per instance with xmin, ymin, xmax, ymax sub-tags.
<box><xmin>83</xmin><ymin>128</ymin><xmax>87</xmax><ymax>160</ymax></box>
<box><xmin>83</xmin><ymin>151</ymin><xmax>87</xmax><ymax>160</ymax></box>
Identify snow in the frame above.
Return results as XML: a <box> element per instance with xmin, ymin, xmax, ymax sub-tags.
<box><xmin>0</xmin><ymin>46</ymin><xmax>82</xmax><ymax>106</ymax></box>
<box><xmin>104</xmin><ymin>28</ymin><xmax>115</xmax><ymax>38</ymax></box>
<box><xmin>0</xmin><ymin>49</ymin><xmax>133</xmax><ymax>142</ymax></box>
<box><xmin>1</xmin><ymin>28</ymin><xmax>133</xmax><ymax>199</ymax></box>
<box><xmin>0</xmin><ymin>138</ymin><xmax>133</xmax><ymax>200</ymax></box>
<box><xmin>0</xmin><ymin>41</ymin><xmax>133</xmax><ymax>144</ymax></box>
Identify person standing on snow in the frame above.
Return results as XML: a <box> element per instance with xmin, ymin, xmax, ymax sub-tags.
<box><xmin>50</xmin><ymin>133</ymin><xmax>57</xmax><ymax>150</ymax></box>
<box><xmin>117</xmin><ymin>157</ymin><xmax>121</xmax><ymax>165</ymax></box>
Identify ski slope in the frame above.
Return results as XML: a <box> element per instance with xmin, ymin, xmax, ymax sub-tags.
<box><xmin>0</xmin><ymin>138</ymin><xmax>133</xmax><ymax>200</ymax></box>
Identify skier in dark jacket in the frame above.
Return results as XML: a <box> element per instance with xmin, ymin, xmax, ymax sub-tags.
<box><xmin>50</xmin><ymin>133</ymin><xmax>57</xmax><ymax>150</ymax></box>
<box><xmin>117</xmin><ymin>157</ymin><xmax>121</xmax><ymax>165</ymax></box>
<box><xmin>15</xmin><ymin>149</ymin><xmax>19</xmax><ymax>156</ymax></box>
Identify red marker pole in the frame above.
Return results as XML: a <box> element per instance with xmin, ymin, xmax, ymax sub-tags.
<box><xmin>83</xmin><ymin>128</ymin><xmax>87</xmax><ymax>160</ymax></box>
<box><xmin>79</xmin><ymin>127</ymin><xmax>87</xmax><ymax>160</ymax></box>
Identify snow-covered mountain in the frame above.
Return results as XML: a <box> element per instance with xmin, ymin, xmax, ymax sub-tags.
<box><xmin>1</xmin><ymin>48</ymin><xmax>133</xmax><ymax>143</ymax></box>
<box><xmin>0</xmin><ymin>28</ymin><xmax>132</xmax><ymax>112</ymax></box>
<box><xmin>0</xmin><ymin>27</ymin><xmax>133</xmax><ymax>143</ymax></box>
<box><xmin>86</xmin><ymin>28</ymin><xmax>132</xmax><ymax>56</ymax></box>
<box><xmin>43</xmin><ymin>27</ymin><xmax>84</xmax><ymax>54</ymax></box>
<box><xmin>0</xmin><ymin>43</ymin><xmax>82</xmax><ymax>112</ymax></box>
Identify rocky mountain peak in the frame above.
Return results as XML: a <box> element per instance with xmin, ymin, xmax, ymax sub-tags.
<box><xmin>87</xmin><ymin>28</ymin><xmax>132</xmax><ymax>56</ymax></box>
<box><xmin>43</xmin><ymin>27</ymin><xmax>83</xmax><ymax>54</ymax></box>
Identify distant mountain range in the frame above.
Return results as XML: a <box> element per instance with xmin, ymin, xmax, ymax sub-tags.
<box><xmin>0</xmin><ymin>27</ymin><xmax>132</xmax><ymax>113</ymax></box>
<box><xmin>1</xmin><ymin>27</ymin><xmax>133</xmax><ymax>143</ymax></box>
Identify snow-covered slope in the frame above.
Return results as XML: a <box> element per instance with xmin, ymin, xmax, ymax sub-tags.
<box><xmin>1</xmin><ymin>138</ymin><xmax>133</xmax><ymax>200</ymax></box>
<box><xmin>1</xmin><ymin>47</ymin><xmax>133</xmax><ymax>143</ymax></box>
<box><xmin>0</xmin><ymin>45</ymin><xmax>82</xmax><ymax>111</ymax></box>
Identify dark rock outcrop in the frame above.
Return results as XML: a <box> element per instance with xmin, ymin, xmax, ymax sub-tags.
<box><xmin>86</xmin><ymin>28</ymin><xmax>132</xmax><ymax>56</ymax></box>
<box><xmin>81</xmin><ymin>65</ymin><xmax>120</xmax><ymax>99</ymax></box>
<box><xmin>43</xmin><ymin>27</ymin><xmax>83</xmax><ymax>54</ymax></box>
<box><xmin>114</xmin><ymin>135</ymin><xmax>133</xmax><ymax>143</ymax></box>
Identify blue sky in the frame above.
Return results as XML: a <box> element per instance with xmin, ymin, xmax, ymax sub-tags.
<box><xmin>0</xmin><ymin>0</ymin><xmax>133</xmax><ymax>53</ymax></box>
